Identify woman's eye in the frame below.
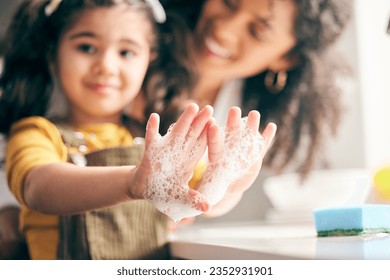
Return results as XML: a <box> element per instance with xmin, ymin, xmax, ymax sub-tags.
<box><xmin>223</xmin><ymin>0</ymin><xmax>238</xmax><ymax>10</ymax></box>
<box><xmin>249</xmin><ymin>25</ymin><xmax>265</xmax><ymax>41</ymax></box>
<box><xmin>120</xmin><ymin>50</ymin><xmax>135</xmax><ymax>59</ymax></box>
<box><xmin>77</xmin><ymin>44</ymin><xmax>96</xmax><ymax>54</ymax></box>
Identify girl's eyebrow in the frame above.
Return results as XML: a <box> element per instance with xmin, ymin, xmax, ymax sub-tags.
<box><xmin>68</xmin><ymin>31</ymin><xmax>143</xmax><ymax>48</ymax></box>
<box><xmin>68</xmin><ymin>31</ymin><xmax>97</xmax><ymax>40</ymax></box>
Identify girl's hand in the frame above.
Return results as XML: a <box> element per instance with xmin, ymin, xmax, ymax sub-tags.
<box><xmin>226</xmin><ymin>110</ymin><xmax>277</xmax><ymax>195</ymax></box>
<box><xmin>198</xmin><ymin>107</ymin><xmax>277</xmax><ymax>214</ymax></box>
<box><xmin>130</xmin><ymin>103</ymin><xmax>213</xmax><ymax>222</ymax></box>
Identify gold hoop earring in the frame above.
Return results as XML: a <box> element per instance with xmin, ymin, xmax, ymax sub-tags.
<box><xmin>264</xmin><ymin>70</ymin><xmax>287</xmax><ymax>94</ymax></box>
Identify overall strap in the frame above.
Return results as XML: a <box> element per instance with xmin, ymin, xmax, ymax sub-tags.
<box><xmin>54</xmin><ymin>121</ymin><xmax>91</xmax><ymax>259</ymax></box>
<box><xmin>55</xmin><ymin>122</ymin><xmax>88</xmax><ymax>166</ymax></box>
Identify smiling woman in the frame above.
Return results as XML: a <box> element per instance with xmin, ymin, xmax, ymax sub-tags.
<box><xmin>148</xmin><ymin>0</ymin><xmax>353</xmax><ymax>179</ymax></box>
<box><xmin>193</xmin><ymin>0</ymin><xmax>298</xmax><ymax>82</ymax></box>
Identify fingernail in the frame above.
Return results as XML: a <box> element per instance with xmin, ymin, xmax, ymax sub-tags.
<box><xmin>198</xmin><ymin>201</ymin><xmax>209</xmax><ymax>212</ymax></box>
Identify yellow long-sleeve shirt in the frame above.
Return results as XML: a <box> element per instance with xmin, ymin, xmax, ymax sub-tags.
<box><xmin>6</xmin><ymin>116</ymin><xmax>205</xmax><ymax>259</ymax></box>
<box><xmin>6</xmin><ymin>117</ymin><xmax>135</xmax><ymax>259</ymax></box>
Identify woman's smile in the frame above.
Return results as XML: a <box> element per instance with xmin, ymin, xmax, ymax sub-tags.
<box><xmin>204</xmin><ymin>37</ymin><xmax>233</xmax><ymax>60</ymax></box>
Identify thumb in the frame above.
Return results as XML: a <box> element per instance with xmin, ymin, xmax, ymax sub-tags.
<box><xmin>144</xmin><ymin>113</ymin><xmax>160</xmax><ymax>148</ymax></box>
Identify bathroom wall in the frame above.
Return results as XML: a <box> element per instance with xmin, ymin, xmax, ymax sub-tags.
<box><xmin>353</xmin><ymin>0</ymin><xmax>390</xmax><ymax>169</ymax></box>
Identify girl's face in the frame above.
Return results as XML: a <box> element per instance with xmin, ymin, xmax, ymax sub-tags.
<box><xmin>194</xmin><ymin>0</ymin><xmax>297</xmax><ymax>80</ymax></box>
<box><xmin>56</xmin><ymin>5</ymin><xmax>153</xmax><ymax>125</ymax></box>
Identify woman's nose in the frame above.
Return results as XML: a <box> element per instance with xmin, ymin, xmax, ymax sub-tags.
<box><xmin>91</xmin><ymin>50</ymin><xmax>118</xmax><ymax>77</ymax></box>
<box><xmin>213</xmin><ymin>13</ymin><xmax>247</xmax><ymax>44</ymax></box>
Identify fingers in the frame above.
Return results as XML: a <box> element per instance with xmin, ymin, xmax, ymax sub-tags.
<box><xmin>244</xmin><ymin>112</ymin><xmax>276</xmax><ymax>157</ymax></box>
<box><xmin>187</xmin><ymin>188</ymin><xmax>210</xmax><ymax>212</ymax></box>
<box><xmin>207</xmin><ymin>119</ymin><xmax>223</xmax><ymax>164</ymax></box>
<box><xmin>188</xmin><ymin>105</ymin><xmax>214</xmax><ymax>141</ymax></box>
<box><xmin>198</xmin><ymin>119</ymin><xmax>213</xmax><ymax>144</ymax></box>
<box><xmin>169</xmin><ymin>103</ymin><xmax>199</xmax><ymax>135</ymax></box>
<box><xmin>226</xmin><ymin>106</ymin><xmax>242</xmax><ymax>132</ymax></box>
<box><xmin>183</xmin><ymin>119</ymin><xmax>213</xmax><ymax>172</ymax></box>
<box><xmin>261</xmin><ymin>122</ymin><xmax>277</xmax><ymax>156</ymax></box>
<box><xmin>262</xmin><ymin>122</ymin><xmax>277</xmax><ymax>143</ymax></box>
<box><xmin>169</xmin><ymin>103</ymin><xmax>214</xmax><ymax>142</ymax></box>
<box><xmin>226</xmin><ymin>108</ymin><xmax>261</xmax><ymax>133</ymax></box>
<box><xmin>144</xmin><ymin>113</ymin><xmax>160</xmax><ymax>147</ymax></box>
<box><xmin>191</xmin><ymin>118</ymin><xmax>213</xmax><ymax>161</ymax></box>
<box><xmin>247</xmin><ymin>110</ymin><xmax>261</xmax><ymax>132</ymax></box>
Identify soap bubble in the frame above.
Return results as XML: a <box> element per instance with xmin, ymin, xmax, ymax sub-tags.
<box><xmin>143</xmin><ymin>117</ymin><xmax>264</xmax><ymax>222</ymax></box>
<box><xmin>198</xmin><ymin>117</ymin><xmax>264</xmax><ymax>205</ymax></box>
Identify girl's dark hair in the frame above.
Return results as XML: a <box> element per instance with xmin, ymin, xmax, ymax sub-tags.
<box><xmin>143</xmin><ymin>11</ymin><xmax>196</xmax><ymax>134</ymax></box>
<box><xmin>161</xmin><ymin>0</ymin><xmax>352</xmax><ymax>178</ymax></box>
<box><xmin>0</xmin><ymin>0</ymin><xmax>179</xmax><ymax>135</ymax></box>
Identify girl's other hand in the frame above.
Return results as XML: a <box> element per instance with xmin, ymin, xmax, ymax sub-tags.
<box><xmin>200</xmin><ymin>107</ymin><xmax>277</xmax><ymax>216</ymax></box>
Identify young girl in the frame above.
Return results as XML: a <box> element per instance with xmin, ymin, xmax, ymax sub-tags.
<box><xmin>0</xmin><ymin>0</ymin><xmax>276</xmax><ymax>259</ymax></box>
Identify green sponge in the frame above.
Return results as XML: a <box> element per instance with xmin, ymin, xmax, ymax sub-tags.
<box><xmin>313</xmin><ymin>204</ymin><xmax>390</xmax><ymax>237</ymax></box>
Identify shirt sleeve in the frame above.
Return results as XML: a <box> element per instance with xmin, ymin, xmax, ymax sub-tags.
<box><xmin>5</xmin><ymin>117</ymin><xmax>68</xmax><ymax>205</ymax></box>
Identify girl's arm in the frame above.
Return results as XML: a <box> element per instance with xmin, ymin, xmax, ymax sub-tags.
<box><xmin>24</xmin><ymin>103</ymin><xmax>213</xmax><ymax>216</ymax></box>
<box><xmin>24</xmin><ymin>163</ymin><xmax>135</xmax><ymax>215</ymax></box>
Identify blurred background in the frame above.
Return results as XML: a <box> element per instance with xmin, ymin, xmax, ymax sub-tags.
<box><xmin>1</xmin><ymin>0</ymin><xmax>389</xmax><ymax>223</ymax></box>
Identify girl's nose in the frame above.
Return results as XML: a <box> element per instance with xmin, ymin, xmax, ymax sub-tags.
<box><xmin>91</xmin><ymin>50</ymin><xmax>118</xmax><ymax>77</ymax></box>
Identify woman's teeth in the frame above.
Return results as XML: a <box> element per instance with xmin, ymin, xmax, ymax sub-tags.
<box><xmin>205</xmin><ymin>38</ymin><xmax>232</xmax><ymax>59</ymax></box>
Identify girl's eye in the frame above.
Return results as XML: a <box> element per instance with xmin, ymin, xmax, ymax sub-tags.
<box><xmin>120</xmin><ymin>50</ymin><xmax>135</xmax><ymax>59</ymax></box>
<box><xmin>77</xmin><ymin>44</ymin><xmax>96</xmax><ymax>54</ymax></box>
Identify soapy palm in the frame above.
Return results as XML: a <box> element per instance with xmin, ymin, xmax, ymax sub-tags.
<box><xmin>197</xmin><ymin>107</ymin><xmax>269</xmax><ymax>205</ymax></box>
<box><xmin>226</xmin><ymin>121</ymin><xmax>277</xmax><ymax>195</ymax></box>
<box><xmin>132</xmin><ymin>104</ymin><xmax>213</xmax><ymax>220</ymax></box>
<box><xmin>131</xmin><ymin>104</ymin><xmax>275</xmax><ymax>222</ymax></box>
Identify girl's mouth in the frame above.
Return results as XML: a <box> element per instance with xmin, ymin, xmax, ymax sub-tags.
<box><xmin>87</xmin><ymin>83</ymin><xmax>118</xmax><ymax>95</ymax></box>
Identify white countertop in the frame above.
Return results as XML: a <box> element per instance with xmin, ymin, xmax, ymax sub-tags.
<box><xmin>169</xmin><ymin>221</ymin><xmax>390</xmax><ymax>260</ymax></box>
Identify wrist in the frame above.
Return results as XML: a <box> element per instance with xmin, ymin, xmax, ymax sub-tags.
<box><xmin>125</xmin><ymin>165</ymin><xmax>146</xmax><ymax>200</ymax></box>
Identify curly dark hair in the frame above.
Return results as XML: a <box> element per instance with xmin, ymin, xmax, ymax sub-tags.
<box><xmin>0</xmin><ymin>0</ymin><xmax>193</xmax><ymax>135</ymax></box>
<box><xmin>158</xmin><ymin>0</ymin><xmax>352</xmax><ymax>178</ymax></box>
<box><xmin>143</xmin><ymin>11</ymin><xmax>196</xmax><ymax>133</ymax></box>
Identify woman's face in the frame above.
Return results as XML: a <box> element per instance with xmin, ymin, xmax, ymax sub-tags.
<box><xmin>194</xmin><ymin>0</ymin><xmax>297</xmax><ymax>80</ymax></box>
